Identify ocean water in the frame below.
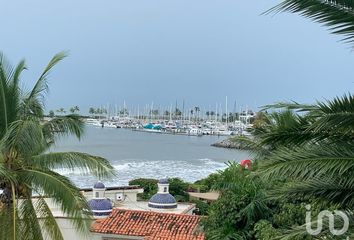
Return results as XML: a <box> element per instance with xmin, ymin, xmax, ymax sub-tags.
<box><xmin>50</xmin><ymin>126</ymin><xmax>250</xmax><ymax>187</ymax></box>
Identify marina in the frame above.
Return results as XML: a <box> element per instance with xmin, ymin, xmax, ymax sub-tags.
<box><xmin>83</xmin><ymin>107</ymin><xmax>255</xmax><ymax>137</ymax></box>
<box><xmin>51</xmin><ymin>126</ymin><xmax>250</xmax><ymax>187</ymax></box>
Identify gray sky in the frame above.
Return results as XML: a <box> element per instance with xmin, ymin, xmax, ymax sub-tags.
<box><xmin>1</xmin><ymin>0</ymin><xmax>354</xmax><ymax>113</ymax></box>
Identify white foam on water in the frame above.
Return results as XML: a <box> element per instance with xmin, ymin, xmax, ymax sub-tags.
<box><xmin>59</xmin><ymin>158</ymin><xmax>229</xmax><ymax>188</ymax></box>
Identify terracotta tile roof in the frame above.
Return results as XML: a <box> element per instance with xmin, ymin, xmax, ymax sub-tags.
<box><xmin>91</xmin><ymin>209</ymin><xmax>205</xmax><ymax>240</ymax></box>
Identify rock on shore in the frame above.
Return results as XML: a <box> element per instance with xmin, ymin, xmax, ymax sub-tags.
<box><xmin>211</xmin><ymin>138</ymin><xmax>250</xmax><ymax>150</ymax></box>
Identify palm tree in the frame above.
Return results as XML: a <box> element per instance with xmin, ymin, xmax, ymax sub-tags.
<box><xmin>174</xmin><ymin>108</ymin><xmax>182</xmax><ymax>117</ymax></box>
<box><xmin>69</xmin><ymin>106</ymin><xmax>80</xmax><ymax>114</ymax></box>
<box><xmin>268</xmin><ymin>0</ymin><xmax>354</xmax><ymax>47</ymax></box>
<box><xmin>119</xmin><ymin>108</ymin><xmax>128</xmax><ymax>117</ymax></box>
<box><xmin>194</xmin><ymin>107</ymin><xmax>200</xmax><ymax>122</ymax></box>
<box><xmin>0</xmin><ymin>52</ymin><xmax>114</xmax><ymax>240</ymax></box>
<box><xmin>56</xmin><ymin>108</ymin><xmax>66</xmax><ymax>115</ymax></box>
<box><xmin>210</xmin><ymin>111</ymin><xmax>215</xmax><ymax>120</ymax></box>
<box><xmin>205</xmin><ymin>111</ymin><xmax>210</xmax><ymax>120</ymax></box>
<box><xmin>89</xmin><ymin>107</ymin><xmax>95</xmax><ymax>116</ymax></box>
<box><xmin>49</xmin><ymin>110</ymin><xmax>55</xmax><ymax>118</ymax></box>
<box><xmin>74</xmin><ymin>105</ymin><xmax>80</xmax><ymax>113</ymax></box>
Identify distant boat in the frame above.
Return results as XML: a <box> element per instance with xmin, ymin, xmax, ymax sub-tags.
<box><xmin>188</xmin><ymin>127</ymin><xmax>203</xmax><ymax>136</ymax></box>
<box><xmin>143</xmin><ymin>123</ymin><xmax>162</xmax><ymax>130</ymax></box>
<box><xmin>202</xmin><ymin>128</ymin><xmax>214</xmax><ymax>135</ymax></box>
<box><xmin>214</xmin><ymin>126</ymin><xmax>233</xmax><ymax>136</ymax></box>
<box><xmin>103</xmin><ymin>122</ymin><xmax>119</xmax><ymax>128</ymax></box>
<box><xmin>86</xmin><ymin>118</ymin><xmax>102</xmax><ymax>127</ymax></box>
<box><xmin>143</xmin><ymin>123</ymin><xmax>162</xmax><ymax>132</ymax></box>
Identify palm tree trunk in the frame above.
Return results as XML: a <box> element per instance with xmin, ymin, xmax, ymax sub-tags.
<box><xmin>11</xmin><ymin>182</ymin><xmax>16</xmax><ymax>240</ymax></box>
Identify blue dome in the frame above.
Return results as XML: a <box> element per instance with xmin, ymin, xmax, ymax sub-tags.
<box><xmin>88</xmin><ymin>199</ymin><xmax>112</xmax><ymax>216</ymax></box>
<box><xmin>93</xmin><ymin>182</ymin><xmax>105</xmax><ymax>189</ymax></box>
<box><xmin>158</xmin><ymin>179</ymin><xmax>169</xmax><ymax>184</ymax></box>
<box><xmin>148</xmin><ymin>193</ymin><xmax>177</xmax><ymax>209</ymax></box>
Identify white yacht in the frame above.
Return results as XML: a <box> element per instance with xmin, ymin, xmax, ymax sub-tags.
<box><xmin>188</xmin><ymin>128</ymin><xmax>203</xmax><ymax>136</ymax></box>
<box><xmin>85</xmin><ymin>118</ymin><xmax>101</xmax><ymax>126</ymax></box>
<box><xmin>214</xmin><ymin>126</ymin><xmax>233</xmax><ymax>136</ymax></box>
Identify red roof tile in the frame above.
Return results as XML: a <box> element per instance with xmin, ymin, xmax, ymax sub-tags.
<box><xmin>91</xmin><ymin>209</ymin><xmax>205</xmax><ymax>240</ymax></box>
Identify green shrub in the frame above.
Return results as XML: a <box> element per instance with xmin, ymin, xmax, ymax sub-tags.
<box><xmin>168</xmin><ymin>178</ymin><xmax>189</xmax><ymax>202</ymax></box>
<box><xmin>191</xmin><ymin>199</ymin><xmax>210</xmax><ymax>215</ymax></box>
<box><xmin>129</xmin><ymin>178</ymin><xmax>158</xmax><ymax>200</ymax></box>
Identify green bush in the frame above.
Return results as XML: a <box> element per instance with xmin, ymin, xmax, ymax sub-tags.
<box><xmin>193</xmin><ymin>173</ymin><xmax>220</xmax><ymax>192</ymax></box>
<box><xmin>191</xmin><ymin>199</ymin><xmax>210</xmax><ymax>215</ymax></box>
<box><xmin>129</xmin><ymin>178</ymin><xmax>158</xmax><ymax>200</ymax></box>
<box><xmin>168</xmin><ymin>178</ymin><xmax>189</xmax><ymax>202</ymax></box>
<box><xmin>254</xmin><ymin>220</ymin><xmax>280</xmax><ymax>240</ymax></box>
<box><xmin>129</xmin><ymin>177</ymin><xmax>191</xmax><ymax>202</ymax></box>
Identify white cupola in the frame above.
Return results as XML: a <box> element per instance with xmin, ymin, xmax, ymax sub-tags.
<box><xmin>93</xmin><ymin>181</ymin><xmax>106</xmax><ymax>199</ymax></box>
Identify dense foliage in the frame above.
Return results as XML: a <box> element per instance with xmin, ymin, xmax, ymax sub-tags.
<box><xmin>129</xmin><ymin>177</ymin><xmax>190</xmax><ymax>202</ymax></box>
<box><xmin>203</xmin><ymin>94</ymin><xmax>354</xmax><ymax>239</ymax></box>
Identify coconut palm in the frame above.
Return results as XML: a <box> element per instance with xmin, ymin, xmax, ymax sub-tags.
<box><xmin>74</xmin><ymin>105</ymin><xmax>80</xmax><ymax>113</ymax></box>
<box><xmin>0</xmin><ymin>52</ymin><xmax>115</xmax><ymax>240</ymax></box>
<box><xmin>56</xmin><ymin>108</ymin><xmax>66</xmax><ymax>115</ymax></box>
<box><xmin>89</xmin><ymin>107</ymin><xmax>94</xmax><ymax>115</ymax></box>
<box><xmin>48</xmin><ymin>110</ymin><xmax>55</xmax><ymax>118</ymax></box>
<box><xmin>267</xmin><ymin>0</ymin><xmax>354</xmax><ymax>46</ymax></box>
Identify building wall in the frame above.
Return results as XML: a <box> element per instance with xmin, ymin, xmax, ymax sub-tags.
<box><xmin>55</xmin><ymin>218</ymin><xmax>94</xmax><ymax>240</ymax></box>
<box><xmin>83</xmin><ymin>189</ymin><xmax>143</xmax><ymax>205</ymax></box>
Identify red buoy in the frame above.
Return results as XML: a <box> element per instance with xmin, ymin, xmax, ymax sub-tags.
<box><xmin>240</xmin><ymin>159</ymin><xmax>252</xmax><ymax>170</ymax></box>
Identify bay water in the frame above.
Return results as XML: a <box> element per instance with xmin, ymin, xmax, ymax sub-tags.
<box><xmin>51</xmin><ymin>126</ymin><xmax>250</xmax><ymax>187</ymax></box>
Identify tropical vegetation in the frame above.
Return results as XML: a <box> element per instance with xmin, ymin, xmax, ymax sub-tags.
<box><xmin>129</xmin><ymin>177</ymin><xmax>190</xmax><ymax>202</ymax></box>
<box><xmin>202</xmin><ymin>94</ymin><xmax>354</xmax><ymax>239</ymax></box>
<box><xmin>0</xmin><ymin>52</ymin><xmax>115</xmax><ymax>240</ymax></box>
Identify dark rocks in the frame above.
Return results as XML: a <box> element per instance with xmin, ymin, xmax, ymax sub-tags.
<box><xmin>211</xmin><ymin>138</ymin><xmax>250</xmax><ymax>150</ymax></box>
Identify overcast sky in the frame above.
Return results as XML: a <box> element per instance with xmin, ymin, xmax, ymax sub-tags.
<box><xmin>1</xmin><ymin>0</ymin><xmax>354</xmax><ymax>113</ymax></box>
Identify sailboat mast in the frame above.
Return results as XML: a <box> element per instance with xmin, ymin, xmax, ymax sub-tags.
<box><xmin>226</xmin><ymin>96</ymin><xmax>228</xmax><ymax>127</ymax></box>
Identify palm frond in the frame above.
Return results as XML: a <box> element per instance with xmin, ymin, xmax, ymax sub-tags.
<box><xmin>21</xmin><ymin>51</ymin><xmax>67</xmax><ymax>119</ymax></box>
<box><xmin>307</xmin><ymin>94</ymin><xmax>354</xmax><ymax>134</ymax></box>
<box><xmin>11</xmin><ymin>59</ymin><xmax>26</xmax><ymax>91</ymax></box>
<box><xmin>259</xmin><ymin>144</ymin><xmax>354</xmax><ymax>181</ymax></box>
<box><xmin>251</xmin><ymin>110</ymin><xmax>320</xmax><ymax>148</ymax></box>
<box><xmin>271</xmin><ymin>175</ymin><xmax>354</xmax><ymax>207</ymax></box>
<box><xmin>27</xmin><ymin>51</ymin><xmax>67</xmax><ymax>102</ymax></box>
<box><xmin>18</xmin><ymin>198</ymin><xmax>44</xmax><ymax>240</ymax></box>
<box><xmin>32</xmin><ymin>152</ymin><xmax>115</xmax><ymax>178</ymax></box>
<box><xmin>42</xmin><ymin>114</ymin><xmax>85</xmax><ymax>142</ymax></box>
<box><xmin>266</xmin><ymin>0</ymin><xmax>354</xmax><ymax>46</ymax></box>
<box><xmin>19</xmin><ymin>168</ymin><xmax>92</xmax><ymax>234</ymax></box>
<box><xmin>238</xmin><ymin>197</ymin><xmax>271</xmax><ymax>227</ymax></box>
<box><xmin>0</xmin><ymin>53</ymin><xmax>21</xmax><ymax>135</ymax></box>
<box><xmin>229</xmin><ymin>136</ymin><xmax>270</xmax><ymax>158</ymax></box>
<box><xmin>262</xmin><ymin>101</ymin><xmax>317</xmax><ymax>112</ymax></box>
<box><xmin>0</xmin><ymin>120</ymin><xmax>45</xmax><ymax>157</ymax></box>
<box><xmin>34</xmin><ymin>197</ymin><xmax>64</xmax><ymax>240</ymax></box>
